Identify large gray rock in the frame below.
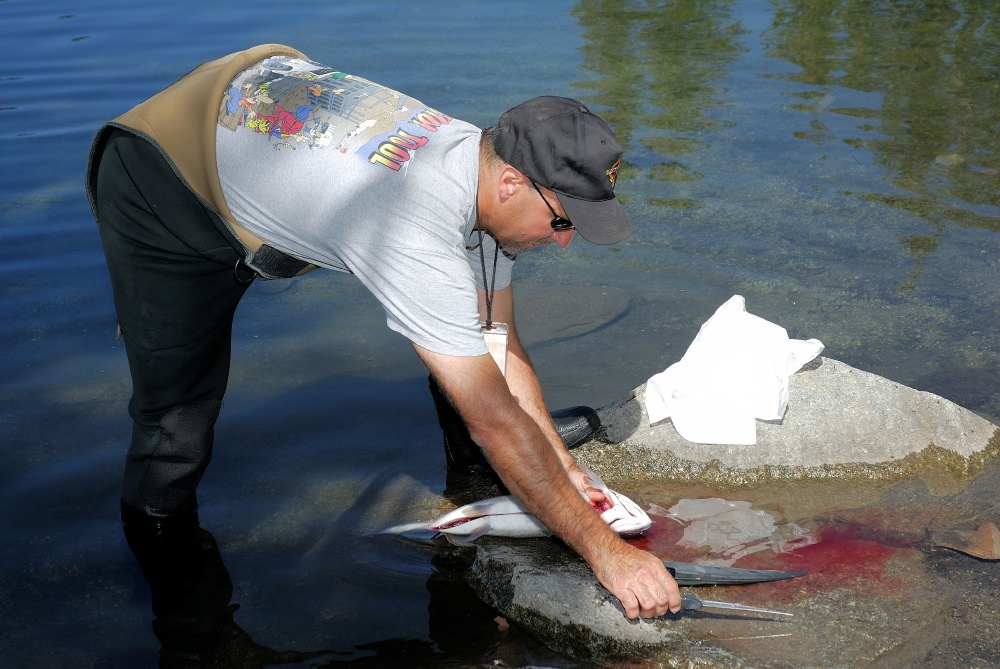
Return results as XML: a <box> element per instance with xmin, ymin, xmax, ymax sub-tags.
<box><xmin>586</xmin><ymin>356</ymin><xmax>1000</xmax><ymax>484</ymax></box>
<box><xmin>468</xmin><ymin>537</ymin><xmax>947</xmax><ymax>667</ymax></box>
<box><xmin>464</xmin><ymin>357</ymin><xmax>1000</xmax><ymax>666</ymax></box>
<box><xmin>467</xmin><ymin>539</ymin><xmax>714</xmax><ymax>664</ymax></box>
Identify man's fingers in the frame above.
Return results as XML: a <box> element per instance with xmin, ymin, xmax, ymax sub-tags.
<box><xmin>622</xmin><ymin>588</ymin><xmax>641</xmax><ymax>620</ymax></box>
<box><xmin>638</xmin><ymin>586</ymin><xmax>671</xmax><ymax>619</ymax></box>
<box><xmin>668</xmin><ymin>588</ymin><xmax>682</xmax><ymax>614</ymax></box>
<box><xmin>658</xmin><ymin>572</ymin><xmax>682</xmax><ymax>614</ymax></box>
<box><xmin>610</xmin><ymin>583</ymin><xmax>667</xmax><ymax>620</ymax></box>
<box><xmin>598</xmin><ymin>540</ymin><xmax>681</xmax><ymax>621</ymax></box>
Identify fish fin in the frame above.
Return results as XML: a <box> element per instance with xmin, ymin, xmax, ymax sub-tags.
<box><xmin>374</xmin><ymin>522</ymin><xmax>438</xmax><ymax>542</ymax></box>
<box><xmin>441</xmin><ymin>517</ymin><xmax>493</xmax><ymax>544</ymax></box>
<box><xmin>462</xmin><ymin>518</ymin><xmax>494</xmax><ymax>541</ymax></box>
<box><xmin>578</xmin><ymin>464</ymin><xmax>608</xmax><ymax>490</ymax></box>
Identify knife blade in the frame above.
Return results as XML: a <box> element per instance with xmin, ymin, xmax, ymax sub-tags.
<box><xmin>664</xmin><ymin>560</ymin><xmax>807</xmax><ymax>586</ymax></box>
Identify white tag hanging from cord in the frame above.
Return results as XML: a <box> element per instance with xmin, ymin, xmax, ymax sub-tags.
<box><xmin>481</xmin><ymin>322</ymin><xmax>508</xmax><ymax>376</ymax></box>
<box><xmin>476</xmin><ymin>228</ymin><xmax>508</xmax><ymax>376</ymax></box>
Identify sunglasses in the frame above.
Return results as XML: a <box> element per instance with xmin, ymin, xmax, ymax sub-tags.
<box><xmin>529</xmin><ymin>179</ymin><xmax>575</xmax><ymax>231</ymax></box>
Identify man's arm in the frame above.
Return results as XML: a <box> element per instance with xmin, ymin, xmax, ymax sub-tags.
<box><xmin>477</xmin><ymin>286</ymin><xmax>596</xmax><ymax>494</ymax></box>
<box><xmin>481</xmin><ymin>287</ymin><xmax>644</xmax><ymax>504</ymax></box>
<box><xmin>412</xmin><ymin>291</ymin><xmax>680</xmax><ymax>618</ymax></box>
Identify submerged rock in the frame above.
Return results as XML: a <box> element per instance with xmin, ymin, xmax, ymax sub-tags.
<box><xmin>931</xmin><ymin>522</ymin><xmax>1000</xmax><ymax>560</ymax></box>
<box><xmin>467</xmin><ymin>535</ymin><xmax>947</xmax><ymax>667</ymax></box>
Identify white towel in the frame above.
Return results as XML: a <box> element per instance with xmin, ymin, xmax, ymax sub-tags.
<box><xmin>644</xmin><ymin>295</ymin><xmax>824</xmax><ymax>445</ymax></box>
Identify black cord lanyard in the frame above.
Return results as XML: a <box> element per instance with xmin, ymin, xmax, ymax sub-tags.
<box><xmin>477</xmin><ymin>228</ymin><xmax>500</xmax><ymax>328</ymax></box>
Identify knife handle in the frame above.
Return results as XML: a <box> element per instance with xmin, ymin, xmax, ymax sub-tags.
<box><xmin>680</xmin><ymin>594</ymin><xmax>704</xmax><ymax>611</ymax></box>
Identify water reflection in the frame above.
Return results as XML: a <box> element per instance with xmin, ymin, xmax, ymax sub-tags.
<box><xmin>123</xmin><ymin>510</ymin><xmax>330</xmax><ymax>667</ymax></box>
<box><xmin>571</xmin><ymin>0</ymin><xmax>746</xmax><ymax>210</ymax></box>
<box><xmin>571</xmin><ymin>0</ymin><xmax>1000</xmax><ymax>288</ymax></box>
<box><xmin>765</xmin><ymin>0</ymin><xmax>1000</xmax><ymax>289</ymax></box>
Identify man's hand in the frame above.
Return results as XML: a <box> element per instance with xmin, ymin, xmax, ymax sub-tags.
<box><xmin>592</xmin><ymin>542</ymin><xmax>682</xmax><ymax>619</ymax></box>
<box><xmin>563</xmin><ymin>463</ymin><xmax>679</xmax><ymax>618</ymax></box>
<box><xmin>566</xmin><ymin>463</ymin><xmax>608</xmax><ymax>505</ymax></box>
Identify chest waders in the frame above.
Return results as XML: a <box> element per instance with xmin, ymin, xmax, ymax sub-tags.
<box><xmin>86</xmin><ymin>45</ymin><xmax>307</xmax><ymax>525</ymax></box>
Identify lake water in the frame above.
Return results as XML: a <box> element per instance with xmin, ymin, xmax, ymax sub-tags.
<box><xmin>2</xmin><ymin>0</ymin><xmax>998</xmax><ymax>667</ymax></box>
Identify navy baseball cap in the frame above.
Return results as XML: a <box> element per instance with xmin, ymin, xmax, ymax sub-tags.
<box><xmin>494</xmin><ymin>96</ymin><xmax>632</xmax><ymax>245</ymax></box>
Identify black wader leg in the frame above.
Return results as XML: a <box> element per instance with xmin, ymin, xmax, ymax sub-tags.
<box><xmin>428</xmin><ymin>375</ymin><xmax>491</xmax><ymax>474</ymax></box>
<box><xmin>94</xmin><ymin>129</ymin><xmax>251</xmax><ymax>520</ymax></box>
<box><xmin>121</xmin><ymin>502</ymin><xmax>237</xmax><ymax>656</ymax></box>
<box><xmin>123</xmin><ymin>400</ymin><xmax>223</xmax><ymax>517</ymax></box>
<box><xmin>428</xmin><ymin>375</ymin><xmax>602</xmax><ymax>475</ymax></box>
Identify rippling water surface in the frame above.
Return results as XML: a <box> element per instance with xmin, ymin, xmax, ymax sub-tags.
<box><xmin>2</xmin><ymin>1</ymin><xmax>998</xmax><ymax>667</ymax></box>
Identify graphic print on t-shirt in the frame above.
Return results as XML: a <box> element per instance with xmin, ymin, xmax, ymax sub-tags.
<box><xmin>218</xmin><ymin>56</ymin><xmax>451</xmax><ymax>172</ymax></box>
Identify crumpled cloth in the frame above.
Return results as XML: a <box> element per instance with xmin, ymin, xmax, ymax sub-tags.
<box><xmin>644</xmin><ymin>295</ymin><xmax>824</xmax><ymax>445</ymax></box>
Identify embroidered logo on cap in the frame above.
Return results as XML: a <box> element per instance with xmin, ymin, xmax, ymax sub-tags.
<box><xmin>607</xmin><ymin>156</ymin><xmax>621</xmax><ymax>190</ymax></box>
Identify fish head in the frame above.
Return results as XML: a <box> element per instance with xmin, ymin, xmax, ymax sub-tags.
<box><xmin>597</xmin><ymin>489</ymin><xmax>653</xmax><ymax>535</ymax></box>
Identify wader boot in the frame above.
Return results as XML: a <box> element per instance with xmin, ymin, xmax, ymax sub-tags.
<box><xmin>428</xmin><ymin>376</ymin><xmax>601</xmax><ymax>474</ymax></box>
<box><xmin>121</xmin><ymin>501</ymin><xmax>236</xmax><ymax>655</ymax></box>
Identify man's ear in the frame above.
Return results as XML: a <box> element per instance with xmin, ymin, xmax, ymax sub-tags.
<box><xmin>497</xmin><ymin>165</ymin><xmax>527</xmax><ymax>203</ymax></box>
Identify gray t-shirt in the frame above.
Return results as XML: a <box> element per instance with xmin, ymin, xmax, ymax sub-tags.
<box><xmin>216</xmin><ymin>55</ymin><xmax>513</xmax><ymax>356</ymax></box>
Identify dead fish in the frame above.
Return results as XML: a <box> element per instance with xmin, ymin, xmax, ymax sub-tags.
<box><xmin>384</xmin><ymin>469</ymin><xmax>652</xmax><ymax>541</ymax></box>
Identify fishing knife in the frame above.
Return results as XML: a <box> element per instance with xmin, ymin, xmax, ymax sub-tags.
<box><xmin>663</xmin><ymin>560</ymin><xmax>806</xmax><ymax>586</ymax></box>
<box><xmin>680</xmin><ymin>593</ymin><xmax>793</xmax><ymax>617</ymax></box>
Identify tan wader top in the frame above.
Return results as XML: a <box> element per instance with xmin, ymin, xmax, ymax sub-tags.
<box><xmin>86</xmin><ymin>44</ymin><xmax>310</xmax><ymax>263</ymax></box>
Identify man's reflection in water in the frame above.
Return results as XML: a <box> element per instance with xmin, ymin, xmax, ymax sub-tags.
<box><xmin>122</xmin><ymin>504</ymin><xmax>328</xmax><ymax>667</ymax></box>
<box><xmin>122</xmin><ymin>471</ymin><xmax>543</xmax><ymax>668</ymax></box>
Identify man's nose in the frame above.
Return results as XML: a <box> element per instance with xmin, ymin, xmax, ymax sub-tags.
<box><xmin>551</xmin><ymin>229</ymin><xmax>575</xmax><ymax>248</ymax></box>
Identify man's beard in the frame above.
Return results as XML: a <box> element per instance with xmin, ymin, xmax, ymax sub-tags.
<box><xmin>497</xmin><ymin>241</ymin><xmax>525</xmax><ymax>259</ymax></box>
<box><xmin>470</xmin><ymin>229</ymin><xmax>553</xmax><ymax>260</ymax></box>
<box><xmin>497</xmin><ymin>236</ymin><xmax>555</xmax><ymax>259</ymax></box>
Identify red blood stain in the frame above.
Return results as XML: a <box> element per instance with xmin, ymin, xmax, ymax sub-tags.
<box><xmin>592</xmin><ymin>498</ymin><xmax>613</xmax><ymax>514</ymax></box>
<box><xmin>634</xmin><ymin>518</ymin><xmax>916</xmax><ymax>604</ymax></box>
<box><xmin>759</xmin><ymin>524</ymin><xmax>906</xmax><ymax>599</ymax></box>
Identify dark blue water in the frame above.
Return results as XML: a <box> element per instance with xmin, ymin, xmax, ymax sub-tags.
<box><xmin>2</xmin><ymin>1</ymin><xmax>998</xmax><ymax>667</ymax></box>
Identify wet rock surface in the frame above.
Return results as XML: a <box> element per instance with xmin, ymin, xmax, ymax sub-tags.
<box><xmin>589</xmin><ymin>357</ymin><xmax>999</xmax><ymax>483</ymax></box>
<box><xmin>462</xmin><ymin>357</ymin><xmax>1000</xmax><ymax>667</ymax></box>
<box><xmin>467</xmin><ymin>534</ymin><xmax>947</xmax><ymax>667</ymax></box>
